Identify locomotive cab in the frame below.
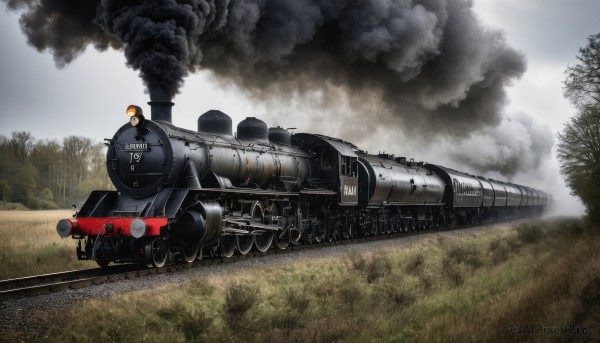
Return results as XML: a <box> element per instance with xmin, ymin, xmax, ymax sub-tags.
<box><xmin>292</xmin><ymin>134</ymin><xmax>359</xmax><ymax>206</ymax></box>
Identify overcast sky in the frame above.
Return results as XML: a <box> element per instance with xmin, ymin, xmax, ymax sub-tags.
<box><xmin>0</xmin><ymin>0</ymin><xmax>598</xmax><ymax>216</ymax></box>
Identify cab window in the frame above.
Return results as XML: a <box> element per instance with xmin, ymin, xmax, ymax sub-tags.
<box><xmin>340</xmin><ymin>156</ymin><xmax>355</xmax><ymax>176</ymax></box>
<box><xmin>321</xmin><ymin>149</ymin><xmax>336</xmax><ymax>170</ymax></box>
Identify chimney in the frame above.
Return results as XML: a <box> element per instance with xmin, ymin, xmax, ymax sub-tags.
<box><xmin>148</xmin><ymin>86</ymin><xmax>173</xmax><ymax>123</ymax></box>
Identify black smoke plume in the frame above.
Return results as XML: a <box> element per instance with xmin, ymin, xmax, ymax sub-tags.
<box><xmin>5</xmin><ymin>0</ymin><xmax>550</xmax><ymax>178</ymax></box>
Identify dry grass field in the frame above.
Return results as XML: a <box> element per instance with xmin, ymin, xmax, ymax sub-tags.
<box><xmin>10</xmin><ymin>216</ymin><xmax>595</xmax><ymax>343</ymax></box>
<box><xmin>0</xmin><ymin>210</ymin><xmax>95</xmax><ymax>279</ymax></box>
<box><xmin>2</xmin><ymin>212</ymin><xmax>598</xmax><ymax>342</ymax></box>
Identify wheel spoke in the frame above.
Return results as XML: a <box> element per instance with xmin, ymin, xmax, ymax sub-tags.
<box><xmin>219</xmin><ymin>236</ymin><xmax>236</xmax><ymax>258</ymax></box>
<box><xmin>145</xmin><ymin>237</ymin><xmax>168</xmax><ymax>268</ymax></box>
<box><xmin>236</xmin><ymin>235</ymin><xmax>254</xmax><ymax>255</ymax></box>
<box><xmin>255</xmin><ymin>231</ymin><xmax>274</xmax><ymax>252</ymax></box>
<box><xmin>181</xmin><ymin>245</ymin><xmax>198</xmax><ymax>263</ymax></box>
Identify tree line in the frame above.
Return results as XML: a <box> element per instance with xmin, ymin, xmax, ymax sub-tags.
<box><xmin>559</xmin><ymin>32</ymin><xmax>600</xmax><ymax>221</ymax></box>
<box><xmin>0</xmin><ymin>132</ymin><xmax>112</xmax><ymax>209</ymax></box>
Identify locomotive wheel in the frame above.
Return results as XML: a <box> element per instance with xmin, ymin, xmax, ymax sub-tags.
<box><xmin>277</xmin><ymin>230</ymin><xmax>290</xmax><ymax>249</ymax></box>
<box><xmin>327</xmin><ymin>217</ymin><xmax>339</xmax><ymax>242</ymax></box>
<box><xmin>181</xmin><ymin>245</ymin><xmax>199</xmax><ymax>263</ymax></box>
<box><xmin>96</xmin><ymin>258</ymin><xmax>110</xmax><ymax>268</ymax></box>
<box><xmin>250</xmin><ymin>201</ymin><xmax>273</xmax><ymax>252</ymax></box>
<box><xmin>390</xmin><ymin>221</ymin><xmax>398</xmax><ymax>234</ymax></box>
<box><xmin>218</xmin><ymin>236</ymin><xmax>236</xmax><ymax>258</ymax></box>
<box><xmin>314</xmin><ymin>219</ymin><xmax>327</xmax><ymax>243</ymax></box>
<box><xmin>342</xmin><ymin>222</ymin><xmax>353</xmax><ymax>240</ymax></box>
<box><xmin>255</xmin><ymin>232</ymin><xmax>273</xmax><ymax>252</ymax></box>
<box><xmin>237</xmin><ymin>234</ymin><xmax>254</xmax><ymax>255</ymax></box>
<box><xmin>145</xmin><ymin>237</ymin><xmax>168</xmax><ymax>268</ymax></box>
<box><xmin>386</xmin><ymin>221</ymin><xmax>393</xmax><ymax>234</ymax></box>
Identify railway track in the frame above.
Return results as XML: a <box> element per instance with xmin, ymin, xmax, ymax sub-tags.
<box><xmin>0</xmin><ymin>220</ymin><xmax>519</xmax><ymax>301</ymax></box>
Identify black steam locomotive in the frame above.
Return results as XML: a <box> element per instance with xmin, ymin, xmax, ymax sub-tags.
<box><xmin>56</xmin><ymin>100</ymin><xmax>551</xmax><ymax>267</ymax></box>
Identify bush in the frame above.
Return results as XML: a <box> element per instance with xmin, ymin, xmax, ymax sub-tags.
<box><xmin>578</xmin><ymin>272</ymin><xmax>600</xmax><ymax>313</ymax></box>
<box><xmin>348</xmin><ymin>251</ymin><xmax>393</xmax><ymax>282</ymax></box>
<box><xmin>27</xmin><ymin>197</ymin><xmax>59</xmax><ymax>209</ymax></box>
<box><xmin>222</xmin><ymin>280</ymin><xmax>260</xmax><ymax>337</ymax></box>
<box><xmin>338</xmin><ymin>276</ymin><xmax>364</xmax><ymax>311</ymax></box>
<box><xmin>271</xmin><ymin>287</ymin><xmax>312</xmax><ymax>337</ymax></box>
<box><xmin>442</xmin><ymin>241</ymin><xmax>484</xmax><ymax>285</ymax></box>
<box><xmin>516</xmin><ymin>224</ymin><xmax>543</xmax><ymax>244</ymax></box>
<box><xmin>405</xmin><ymin>253</ymin><xmax>425</xmax><ymax>274</ymax></box>
<box><xmin>491</xmin><ymin>240</ymin><xmax>511</xmax><ymax>265</ymax></box>
<box><xmin>446</xmin><ymin>242</ymin><xmax>483</xmax><ymax>269</ymax></box>
<box><xmin>377</xmin><ymin>277</ymin><xmax>419</xmax><ymax>307</ymax></box>
<box><xmin>0</xmin><ymin>201</ymin><xmax>27</xmax><ymax>210</ymax></box>
<box><xmin>38</xmin><ymin>188</ymin><xmax>54</xmax><ymax>202</ymax></box>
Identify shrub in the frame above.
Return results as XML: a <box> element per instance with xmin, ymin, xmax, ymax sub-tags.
<box><xmin>187</xmin><ymin>277</ymin><xmax>215</xmax><ymax>298</ymax></box>
<box><xmin>348</xmin><ymin>250</ymin><xmax>366</xmax><ymax>273</ymax></box>
<box><xmin>491</xmin><ymin>240</ymin><xmax>511</xmax><ymax>265</ymax></box>
<box><xmin>338</xmin><ymin>276</ymin><xmax>364</xmax><ymax>311</ymax></box>
<box><xmin>271</xmin><ymin>287</ymin><xmax>312</xmax><ymax>337</ymax></box>
<box><xmin>442</xmin><ymin>241</ymin><xmax>484</xmax><ymax>285</ymax></box>
<box><xmin>516</xmin><ymin>224</ymin><xmax>542</xmax><ymax>244</ymax></box>
<box><xmin>446</xmin><ymin>242</ymin><xmax>483</xmax><ymax>269</ymax></box>
<box><xmin>377</xmin><ymin>277</ymin><xmax>419</xmax><ymax>307</ymax></box>
<box><xmin>347</xmin><ymin>251</ymin><xmax>393</xmax><ymax>282</ymax></box>
<box><xmin>222</xmin><ymin>280</ymin><xmax>260</xmax><ymax>336</ymax></box>
<box><xmin>578</xmin><ymin>272</ymin><xmax>600</xmax><ymax>313</ymax></box>
<box><xmin>365</xmin><ymin>253</ymin><xmax>393</xmax><ymax>282</ymax></box>
<box><xmin>180</xmin><ymin>304</ymin><xmax>214</xmax><ymax>342</ymax></box>
<box><xmin>405</xmin><ymin>253</ymin><xmax>425</xmax><ymax>274</ymax></box>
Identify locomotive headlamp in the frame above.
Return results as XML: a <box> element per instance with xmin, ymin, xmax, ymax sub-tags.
<box><xmin>130</xmin><ymin>218</ymin><xmax>147</xmax><ymax>239</ymax></box>
<box><xmin>126</xmin><ymin>105</ymin><xmax>143</xmax><ymax>117</ymax></box>
<box><xmin>126</xmin><ymin>105</ymin><xmax>145</xmax><ymax>127</ymax></box>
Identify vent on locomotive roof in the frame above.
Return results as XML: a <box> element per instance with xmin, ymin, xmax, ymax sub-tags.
<box><xmin>378</xmin><ymin>153</ymin><xmax>395</xmax><ymax>160</ymax></box>
<box><xmin>198</xmin><ymin>110</ymin><xmax>233</xmax><ymax>137</ymax></box>
<box><xmin>268</xmin><ymin>126</ymin><xmax>292</xmax><ymax>145</ymax></box>
<box><xmin>395</xmin><ymin>157</ymin><xmax>407</xmax><ymax>165</ymax></box>
<box><xmin>237</xmin><ymin>117</ymin><xmax>268</xmax><ymax>142</ymax></box>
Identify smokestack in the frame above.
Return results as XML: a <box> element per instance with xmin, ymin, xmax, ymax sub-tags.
<box><xmin>148</xmin><ymin>86</ymin><xmax>173</xmax><ymax>123</ymax></box>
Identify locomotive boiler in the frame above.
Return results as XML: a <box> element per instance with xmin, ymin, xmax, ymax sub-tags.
<box><xmin>57</xmin><ymin>99</ymin><xmax>552</xmax><ymax>267</ymax></box>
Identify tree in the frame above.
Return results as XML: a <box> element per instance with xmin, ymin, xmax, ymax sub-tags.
<box><xmin>0</xmin><ymin>181</ymin><xmax>9</xmax><ymax>202</ymax></box>
<box><xmin>10</xmin><ymin>162</ymin><xmax>37</xmax><ymax>206</ymax></box>
<box><xmin>564</xmin><ymin>33</ymin><xmax>600</xmax><ymax>108</ymax></box>
<box><xmin>10</xmin><ymin>131</ymin><xmax>34</xmax><ymax>163</ymax></box>
<box><xmin>557</xmin><ymin>106</ymin><xmax>600</xmax><ymax>220</ymax></box>
<box><xmin>561</xmin><ymin>32</ymin><xmax>600</xmax><ymax>221</ymax></box>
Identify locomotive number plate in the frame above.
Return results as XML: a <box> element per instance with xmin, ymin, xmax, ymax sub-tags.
<box><xmin>124</xmin><ymin>143</ymin><xmax>149</xmax><ymax>151</ymax></box>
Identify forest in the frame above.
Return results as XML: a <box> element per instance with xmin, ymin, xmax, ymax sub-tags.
<box><xmin>0</xmin><ymin>131</ymin><xmax>112</xmax><ymax>209</ymax></box>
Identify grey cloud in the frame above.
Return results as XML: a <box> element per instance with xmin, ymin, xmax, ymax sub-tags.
<box><xmin>4</xmin><ymin>0</ymin><xmax>543</xmax><ymax>178</ymax></box>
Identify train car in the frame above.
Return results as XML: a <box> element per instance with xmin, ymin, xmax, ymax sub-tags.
<box><xmin>422</xmin><ymin>165</ymin><xmax>485</xmax><ymax>226</ymax></box>
<box><xmin>56</xmin><ymin>100</ymin><xmax>552</xmax><ymax>267</ymax></box>
<box><xmin>354</xmin><ymin>154</ymin><xmax>446</xmax><ymax>230</ymax></box>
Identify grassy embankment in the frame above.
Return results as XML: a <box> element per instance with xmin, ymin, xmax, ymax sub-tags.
<box><xmin>5</xmin><ymin>216</ymin><xmax>598</xmax><ymax>342</ymax></box>
<box><xmin>0</xmin><ymin>210</ymin><xmax>95</xmax><ymax>279</ymax></box>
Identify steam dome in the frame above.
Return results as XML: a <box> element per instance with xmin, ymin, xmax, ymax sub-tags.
<box><xmin>268</xmin><ymin>127</ymin><xmax>292</xmax><ymax>145</ymax></box>
<box><xmin>237</xmin><ymin>117</ymin><xmax>268</xmax><ymax>142</ymax></box>
<box><xmin>198</xmin><ymin>110</ymin><xmax>232</xmax><ymax>137</ymax></box>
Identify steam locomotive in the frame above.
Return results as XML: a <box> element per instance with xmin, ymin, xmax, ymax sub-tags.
<box><xmin>56</xmin><ymin>100</ymin><xmax>551</xmax><ymax>267</ymax></box>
